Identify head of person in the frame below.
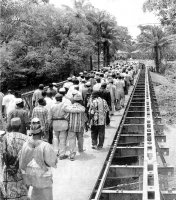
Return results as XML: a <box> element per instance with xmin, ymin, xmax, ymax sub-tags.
<box><xmin>79</xmin><ymin>72</ymin><xmax>83</xmax><ymax>77</ymax></box>
<box><xmin>46</xmin><ymin>91</ymin><xmax>52</xmax><ymax>98</ymax></box>
<box><xmin>38</xmin><ymin>98</ymin><xmax>46</xmax><ymax>106</ymax></box>
<box><xmin>73</xmin><ymin>79</ymin><xmax>79</xmax><ymax>85</ymax></box>
<box><xmin>90</xmin><ymin>74</ymin><xmax>94</xmax><ymax>78</ymax></box>
<box><xmin>11</xmin><ymin>117</ymin><xmax>21</xmax><ymax>132</ymax></box>
<box><xmin>81</xmin><ymin>79</ymin><xmax>86</xmax><ymax>84</ymax></box>
<box><xmin>7</xmin><ymin>89</ymin><xmax>12</xmax><ymax>94</ymax></box>
<box><xmin>64</xmin><ymin>86</ymin><xmax>69</xmax><ymax>94</ymax></box>
<box><xmin>55</xmin><ymin>93</ymin><xmax>63</xmax><ymax>102</ymax></box>
<box><xmin>72</xmin><ymin>76</ymin><xmax>76</xmax><ymax>82</ymax></box>
<box><xmin>67</xmin><ymin>77</ymin><xmax>72</xmax><ymax>82</ymax></box>
<box><xmin>85</xmin><ymin>75</ymin><xmax>89</xmax><ymax>81</ymax></box>
<box><xmin>58</xmin><ymin>88</ymin><xmax>66</xmax><ymax>96</ymax></box>
<box><xmin>101</xmin><ymin>82</ymin><xmax>107</xmax><ymax>89</ymax></box>
<box><xmin>92</xmin><ymin>91</ymin><xmax>100</xmax><ymax>99</ymax></box>
<box><xmin>85</xmin><ymin>82</ymin><xmax>91</xmax><ymax>88</ymax></box>
<box><xmin>41</xmin><ymin>91</ymin><xmax>47</xmax><ymax>98</ymax></box>
<box><xmin>100</xmin><ymin>73</ymin><xmax>104</xmax><ymax>78</ymax></box>
<box><xmin>31</xmin><ymin>117</ymin><xmax>40</xmax><ymax>125</ymax></box>
<box><xmin>49</xmin><ymin>83</ymin><xmax>53</xmax><ymax>89</ymax></box>
<box><xmin>30</xmin><ymin>123</ymin><xmax>43</xmax><ymax>138</ymax></box>
<box><xmin>73</xmin><ymin>93</ymin><xmax>83</xmax><ymax>104</ymax></box>
<box><xmin>16</xmin><ymin>98</ymin><xmax>24</xmax><ymax>108</ymax></box>
<box><xmin>14</xmin><ymin>92</ymin><xmax>20</xmax><ymax>98</ymax></box>
<box><xmin>112</xmin><ymin>74</ymin><xmax>116</xmax><ymax>79</ymax></box>
<box><xmin>96</xmin><ymin>78</ymin><xmax>101</xmax><ymax>83</ymax></box>
<box><xmin>109</xmin><ymin>79</ymin><xmax>113</xmax><ymax>84</ymax></box>
<box><xmin>38</xmin><ymin>84</ymin><xmax>44</xmax><ymax>90</ymax></box>
<box><xmin>83</xmin><ymin>71</ymin><xmax>87</xmax><ymax>76</ymax></box>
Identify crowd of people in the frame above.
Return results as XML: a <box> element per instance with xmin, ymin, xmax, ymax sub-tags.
<box><xmin>0</xmin><ymin>61</ymin><xmax>139</xmax><ymax>200</ymax></box>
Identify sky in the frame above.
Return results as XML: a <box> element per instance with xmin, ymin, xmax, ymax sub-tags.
<box><xmin>49</xmin><ymin>0</ymin><xmax>160</xmax><ymax>38</ymax></box>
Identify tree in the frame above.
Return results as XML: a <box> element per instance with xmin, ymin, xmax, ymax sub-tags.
<box><xmin>137</xmin><ymin>25</ymin><xmax>176</xmax><ymax>72</ymax></box>
<box><xmin>0</xmin><ymin>0</ymin><xmax>132</xmax><ymax>91</ymax></box>
<box><xmin>143</xmin><ymin>0</ymin><xmax>176</xmax><ymax>33</ymax></box>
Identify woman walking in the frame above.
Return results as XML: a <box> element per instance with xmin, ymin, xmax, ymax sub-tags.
<box><xmin>2</xmin><ymin>117</ymin><xmax>28</xmax><ymax>200</ymax></box>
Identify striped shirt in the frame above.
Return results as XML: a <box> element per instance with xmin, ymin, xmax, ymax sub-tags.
<box><xmin>32</xmin><ymin>105</ymin><xmax>48</xmax><ymax>132</ymax></box>
<box><xmin>65</xmin><ymin>103</ymin><xmax>86</xmax><ymax>133</ymax></box>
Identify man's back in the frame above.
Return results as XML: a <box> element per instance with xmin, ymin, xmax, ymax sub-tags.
<box><xmin>7</xmin><ymin>108</ymin><xmax>29</xmax><ymax>134</ymax></box>
<box><xmin>89</xmin><ymin>97</ymin><xmax>109</xmax><ymax>126</ymax></box>
<box><xmin>32</xmin><ymin>105</ymin><xmax>48</xmax><ymax>128</ymax></box>
<box><xmin>2</xmin><ymin>94</ymin><xmax>15</xmax><ymax>114</ymax></box>
<box><xmin>93</xmin><ymin>83</ymin><xmax>101</xmax><ymax>91</ymax></box>
<box><xmin>99</xmin><ymin>88</ymin><xmax>111</xmax><ymax>108</ymax></box>
<box><xmin>65</xmin><ymin>103</ymin><xmax>86</xmax><ymax>133</ymax></box>
<box><xmin>115</xmin><ymin>79</ymin><xmax>124</xmax><ymax>91</ymax></box>
<box><xmin>32</xmin><ymin>89</ymin><xmax>43</xmax><ymax>106</ymax></box>
<box><xmin>44</xmin><ymin>97</ymin><xmax>54</xmax><ymax>112</ymax></box>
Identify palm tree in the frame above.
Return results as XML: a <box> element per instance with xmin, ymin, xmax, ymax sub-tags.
<box><xmin>137</xmin><ymin>25</ymin><xmax>176</xmax><ymax>72</ymax></box>
<box><xmin>87</xmin><ymin>9</ymin><xmax>108</xmax><ymax>70</ymax></box>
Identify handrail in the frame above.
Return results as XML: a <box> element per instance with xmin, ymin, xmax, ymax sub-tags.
<box><xmin>21</xmin><ymin>80</ymin><xmax>67</xmax><ymax>116</ymax></box>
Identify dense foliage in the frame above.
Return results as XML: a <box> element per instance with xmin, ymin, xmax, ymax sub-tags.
<box><xmin>0</xmin><ymin>0</ymin><xmax>131</xmax><ymax>92</ymax></box>
<box><xmin>137</xmin><ymin>25</ymin><xmax>176</xmax><ymax>73</ymax></box>
<box><xmin>143</xmin><ymin>0</ymin><xmax>176</xmax><ymax>33</ymax></box>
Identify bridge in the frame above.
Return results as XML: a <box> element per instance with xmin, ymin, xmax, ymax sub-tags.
<box><xmin>1</xmin><ymin>63</ymin><xmax>176</xmax><ymax>200</ymax></box>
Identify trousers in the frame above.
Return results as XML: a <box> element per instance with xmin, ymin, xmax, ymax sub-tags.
<box><xmin>76</xmin><ymin>131</ymin><xmax>84</xmax><ymax>152</ymax></box>
<box><xmin>110</xmin><ymin>102</ymin><xmax>115</xmax><ymax>115</ymax></box>
<box><xmin>53</xmin><ymin>130</ymin><xmax>68</xmax><ymax>156</ymax></box>
<box><xmin>91</xmin><ymin>125</ymin><xmax>105</xmax><ymax>147</ymax></box>
<box><xmin>68</xmin><ymin>131</ymin><xmax>76</xmax><ymax>154</ymax></box>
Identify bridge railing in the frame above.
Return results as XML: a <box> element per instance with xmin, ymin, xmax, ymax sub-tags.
<box><xmin>21</xmin><ymin>80</ymin><xmax>67</xmax><ymax>117</ymax></box>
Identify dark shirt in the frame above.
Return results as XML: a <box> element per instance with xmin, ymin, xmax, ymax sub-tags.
<box><xmin>47</xmin><ymin>88</ymin><xmax>56</xmax><ymax>97</ymax></box>
<box><xmin>7</xmin><ymin>108</ymin><xmax>30</xmax><ymax>134</ymax></box>
<box><xmin>99</xmin><ymin>89</ymin><xmax>111</xmax><ymax>109</ymax></box>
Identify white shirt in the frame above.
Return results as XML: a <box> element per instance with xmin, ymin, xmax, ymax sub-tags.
<box><xmin>7</xmin><ymin>98</ymin><xmax>18</xmax><ymax>116</ymax></box>
<box><xmin>115</xmin><ymin>79</ymin><xmax>125</xmax><ymax>91</ymax></box>
<box><xmin>93</xmin><ymin>83</ymin><xmax>101</xmax><ymax>91</ymax></box>
<box><xmin>44</xmin><ymin>97</ymin><xmax>55</xmax><ymax>112</ymax></box>
<box><xmin>2</xmin><ymin>94</ymin><xmax>15</xmax><ymax>114</ymax></box>
<box><xmin>63</xmin><ymin>82</ymin><xmax>73</xmax><ymax>89</ymax></box>
<box><xmin>62</xmin><ymin>96</ymin><xmax>71</xmax><ymax>105</ymax></box>
<box><xmin>67</xmin><ymin>85</ymin><xmax>79</xmax><ymax>99</ymax></box>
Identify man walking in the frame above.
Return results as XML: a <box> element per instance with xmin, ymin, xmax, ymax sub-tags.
<box><xmin>99</xmin><ymin>83</ymin><xmax>111</xmax><ymax>126</ymax></box>
<box><xmin>7</xmin><ymin>98</ymin><xmax>30</xmax><ymax>134</ymax></box>
<box><xmin>107</xmin><ymin>79</ymin><xmax>116</xmax><ymax>115</ymax></box>
<box><xmin>0</xmin><ymin>92</ymin><xmax>4</xmax><ymax>130</ymax></box>
<box><xmin>2</xmin><ymin>89</ymin><xmax>15</xmax><ymax>117</ymax></box>
<box><xmin>48</xmin><ymin>93</ymin><xmax>69</xmax><ymax>159</ymax></box>
<box><xmin>32</xmin><ymin>98</ymin><xmax>49</xmax><ymax>141</ymax></box>
<box><xmin>65</xmin><ymin>94</ymin><xmax>87</xmax><ymax>161</ymax></box>
<box><xmin>89</xmin><ymin>91</ymin><xmax>109</xmax><ymax>150</ymax></box>
<box><xmin>32</xmin><ymin>84</ymin><xmax>44</xmax><ymax>107</ymax></box>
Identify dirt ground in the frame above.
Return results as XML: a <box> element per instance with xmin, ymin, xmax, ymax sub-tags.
<box><xmin>144</xmin><ymin>60</ymin><xmax>176</xmax><ymax>125</ymax></box>
<box><xmin>142</xmin><ymin>60</ymin><xmax>176</xmax><ymax>190</ymax></box>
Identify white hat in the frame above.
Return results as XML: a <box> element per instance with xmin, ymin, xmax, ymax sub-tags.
<box><xmin>16</xmin><ymin>98</ymin><xmax>23</xmax><ymax>105</ymax></box>
<box><xmin>74</xmin><ymin>94</ymin><xmax>82</xmax><ymax>101</ymax></box>
<box><xmin>59</xmin><ymin>88</ymin><xmax>66</xmax><ymax>92</ymax></box>
<box><xmin>72</xmin><ymin>90</ymin><xmax>78</xmax><ymax>95</ymax></box>
<box><xmin>85</xmin><ymin>82</ymin><xmax>91</xmax><ymax>87</ymax></box>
